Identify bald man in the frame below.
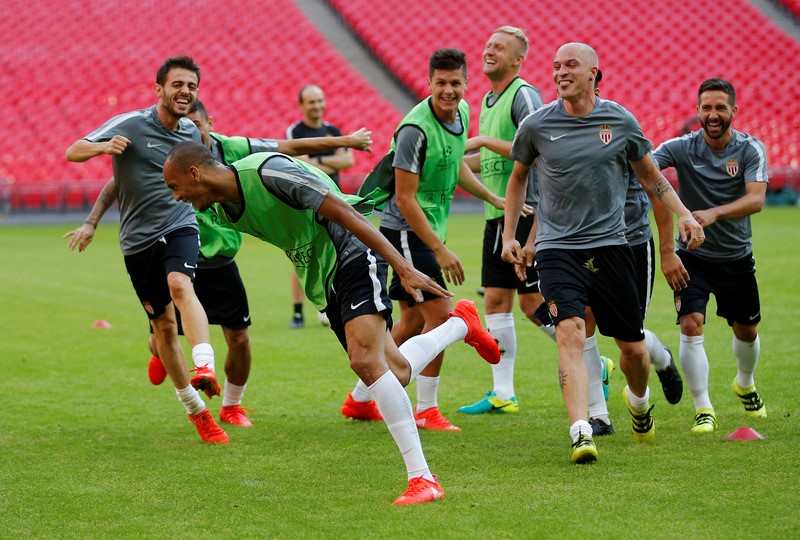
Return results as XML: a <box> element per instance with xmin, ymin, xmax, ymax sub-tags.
<box><xmin>501</xmin><ymin>42</ymin><xmax>704</xmax><ymax>463</ymax></box>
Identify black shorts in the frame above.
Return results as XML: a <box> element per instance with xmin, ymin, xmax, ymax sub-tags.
<box><xmin>381</xmin><ymin>226</ymin><xmax>447</xmax><ymax>306</ymax></box>
<box><xmin>482</xmin><ymin>215</ymin><xmax>540</xmax><ymax>293</ymax></box>
<box><xmin>674</xmin><ymin>250</ymin><xmax>761</xmax><ymax>327</ymax></box>
<box><xmin>535</xmin><ymin>245</ymin><xmax>645</xmax><ymax>343</ymax></box>
<box><xmin>174</xmin><ymin>261</ymin><xmax>251</xmax><ymax>334</ymax></box>
<box><xmin>124</xmin><ymin>227</ymin><xmax>200</xmax><ymax>320</ymax></box>
<box><xmin>326</xmin><ymin>248</ymin><xmax>393</xmax><ymax>351</ymax></box>
<box><xmin>631</xmin><ymin>237</ymin><xmax>656</xmax><ymax>319</ymax></box>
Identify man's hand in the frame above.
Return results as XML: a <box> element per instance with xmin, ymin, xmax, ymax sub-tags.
<box><xmin>102</xmin><ymin>135</ymin><xmax>132</xmax><ymax>156</ymax></box>
<box><xmin>63</xmin><ymin>223</ymin><xmax>96</xmax><ymax>252</ymax></box>
<box><xmin>677</xmin><ymin>215</ymin><xmax>705</xmax><ymax>251</ymax></box>
<box><xmin>661</xmin><ymin>251</ymin><xmax>690</xmax><ymax>291</ymax></box>
<box><xmin>397</xmin><ymin>266</ymin><xmax>453</xmax><ymax>303</ymax></box>
<box><xmin>433</xmin><ymin>246</ymin><xmax>465</xmax><ymax>286</ymax></box>
<box><xmin>347</xmin><ymin>128</ymin><xmax>373</xmax><ymax>152</ymax></box>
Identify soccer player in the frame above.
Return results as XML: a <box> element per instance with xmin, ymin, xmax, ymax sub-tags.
<box><xmin>585</xmin><ymin>71</ymin><xmax>684</xmax><ymax>436</ymax></box>
<box><xmin>67</xmin><ymin>99</ymin><xmax>374</xmax><ymax>428</ymax></box>
<box><xmin>162</xmin><ymin>140</ymin><xmax>502</xmax><ymax>505</ymax></box>
<box><xmin>64</xmin><ymin>56</ymin><xmax>226</xmax><ymax>443</ymax></box>
<box><xmin>343</xmin><ymin>48</ymin><xmax>504</xmax><ymax>431</ymax></box>
<box><xmin>457</xmin><ymin>26</ymin><xmax>549</xmax><ymax>416</ymax></box>
<box><xmin>652</xmin><ymin>78</ymin><xmax>768</xmax><ymax>433</ymax></box>
<box><xmin>286</xmin><ymin>84</ymin><xmax>357</xmax><ymax>329</ymax></box>
<box><xmin>502</xmin><ymin>43</ymin><xmax>704</xmax><ymax>463</ymax></box>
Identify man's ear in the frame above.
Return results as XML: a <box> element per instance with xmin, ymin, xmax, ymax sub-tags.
<box><xmin>189</xmin><ymin>165</ymin><xmax>201</xmax><ymax>183</ymax></box>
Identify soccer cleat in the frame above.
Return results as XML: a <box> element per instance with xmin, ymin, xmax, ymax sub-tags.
<box><xmin>341</xmin><ymin>393</ymin><xmax>383</xmax><ymax>421</ymax></box>
<box><xmin>732</xmin><ymin>378</ymin><xmax>767</xmax><ymax>417</ymax></box>
<box><xmin>691</xmin><ymin>407</ymin><xmax>717</xmax><ymax>434</ymax></box>
<box><xmin>656</xmin><ymin>346</ymin><xmax>683</xmax><ymax>404</ymax></box>
<box><xmin>393</xmin><ymin>475</ymin><xmax>445</xmax><ymax>506</ymax></box>
<box><xmin>220</xmin><ymin>405</ymin><xmax>253</xmax><ymax>427</ymax></box>
<box><xmin>190</xmin><ymin>365</ymin><xmax>221</xmax><ymax>399</ymax></box>
<box><xmin>289</xmin><ymin>314</ymin><xmax>304</xmax><ymax>329</ymax></box>
<box><xmin>622</xmin><ymin>388</ymin><xmax>655</xmax><ymax>443</ymax></box>
<box><xmin>415</xmin><ymin>407</ymin><xmax>461</xmax><ymax>431</ymax></box>
<box><xmin>188</xmin><ymin>409</ymin><xmax>229</xmax><ymax>443</ymax></box>
<box><xmin>148</xmin><ymin>355</ymin><xmax>167</xmax><ymax>385</ymax></box>
<box><xmin>571</xmin><ymin>433</ymin><xmax>598</xmax><ymax>464</ymax></box>
<box><xmin>318</xmin><ymin>311</ymin><xmax>331</xmax><ymax>327</ymax></box>
<box><xmin>457</xmin><ymin>391</ymin><xmax>519</xmax><ymax>414</ymax></box>
<box><xmin>449</xmin><ymin>299</ymin><xmax>501</xmax><ymax>364</ymax></box>
<box><xmin>601</xmin><ymin>356</ymin><xmax>614</xmax><ymax>401</ymax></box>
<box><xmin>588</xmin><ymin>417</ymin><xmax>615</xmax><ymax>436</ymax></box>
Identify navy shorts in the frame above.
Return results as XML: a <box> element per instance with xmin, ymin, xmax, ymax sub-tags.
<box><xmin>381</xmin><ymin>226</ymin><xmax>448</xmax><ymax>306</ymax></box>
<box><xmin>631</xmin><ymin>237</ymin><xmax>656</xmax><ymax>319</ymax></box>
<box><xmin>124</xmin><ymin>227</ymin><xmax>200</xmax><ymax>320</ymax></box>
<box><xmin>674</xmin><ymin>250</ymin><xmax>761</xmax><ymax>327</ymax></box>
<box><xmin>535</xmin><ymin>245</ymin><xmax>645</xmax><ymax>343</ymax></box>
<box><xmin>482</xmin><ymin>215</ymin><xmax>540</xmax><ymax>293</ymax></box>
<box><xmin>326</xmin><ymin>248</ymin><xmax>393</xmax><ymax>351</ymax></box>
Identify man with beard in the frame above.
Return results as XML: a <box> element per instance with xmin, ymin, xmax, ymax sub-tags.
<box><xmin>652</xmin><ymin>78</ymin><xmax>768</xmax><ymax>434</ymax></box>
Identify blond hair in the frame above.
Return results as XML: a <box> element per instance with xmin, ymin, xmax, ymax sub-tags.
<box><xmin>493</xmin><ymin>26</ymin><xmax>529</xmax><ymax>58</ymax></box>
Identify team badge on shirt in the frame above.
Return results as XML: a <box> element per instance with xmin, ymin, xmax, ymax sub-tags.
<box><xmin>599</xmin><ymin>124</ymin><xmax>613</xmax><ymax>145</ymax></box>
<box><xmin>726</xmin><ymin>158</ymin><xmax>739</xmax><ymax>177</ymax></box>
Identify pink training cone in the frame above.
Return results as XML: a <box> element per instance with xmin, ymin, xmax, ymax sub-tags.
<box><xmin>726</xmin><ymin>427</ymin><xmax>764</xmax><ymax>441</ymax></box>
<box><xmin>91</xmin><ymin>320</ymin><xmax>112</xmax><ymax>329</ymax></box>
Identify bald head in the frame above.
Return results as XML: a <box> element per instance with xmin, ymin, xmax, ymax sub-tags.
<box><xmin>553</xmin><ymin>42</ymin><xmax>599</xmax><ymax>109</ymax></box>
<box><xmin>556</xmin><ymin>42</ymin><xmax>599</xmax><ymax>69</ymax></box>
<box><xmin>165</xmin><ymin>140</ymin><xmax>216</xmax><ymax>173</ymax></box>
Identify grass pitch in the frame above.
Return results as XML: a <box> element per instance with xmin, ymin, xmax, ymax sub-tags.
<box><xmin>1</xmin><ymin>208</ymin><xmax>799</xmax><ymax>538</ymax></box>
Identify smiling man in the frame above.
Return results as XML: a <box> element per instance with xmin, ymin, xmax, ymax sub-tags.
<box><xmin>501</xmin><ymin>42</ymin><xmax>704</xmax><ymax>464</ymax></box>
<box><xmin>342</xmin><ymin>48</ymin><xmax>503</xmax><ymax>432</ymax></box>
<box><xmin>65</xmin><ymin>56</ymin><xmax>227</xmax><ymax>444</ymax></box>
<box><xmin>653</xmin><ymin>78</ymin><xmax>769</xmax><ymax>434</ymax></box>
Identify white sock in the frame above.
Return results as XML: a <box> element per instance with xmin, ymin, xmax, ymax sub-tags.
<box><xmin>570</xmin><ymin>419</ymin><xmax>593</xmax><ymax>442</ymax></box>
<box><xmin>176</xmin><ymin>384</ymin><xmax>205</xmax><ymax>415</ymax></box>
<box><xmin>416</xmin><ymin>375</ymin><xmax>440</xmax><ymax>413</ymax></box>
<box><xmin>369</xmin><ymin>371</ymin><xmax>434</xmax><ymax>482</ymax></box>
<box><xmin>486</xmin><ymin>313</ymin><xmax>516</xmax><ymax>400</ymax></box>
<box><xmin>222</xmin><ymin>381</ymin><xmax>246</xmax><ymax>407</ymax></box>
<box><xmin>191</xmin><ymin>343</ymin><xmax>215</xmax><ymax>371</ymax></box>
<box><xmin>645</xmin><ymin>329</ymin><xmax>669</xmax><ymax>372</ymax></box>
<box><xmin>584</xmin><ymin>335</ymin><xmax>608</xmax><ymax>419</ymax></box>
<box><xmin>625</xmin><ymin>385</ymin><xmax>651</xmax><ymax>412</ymax></box>
<box><xmin>733</xmin><ymin>335</ymin><xmax>760</xmax><ymax>388</ymax></box>
<box><xmin>680</xmin><ymin>334</ymin><xmax>712</xmax><ymax>410</ymax></box>
<box><xmin>351</xmin><ymin>379</ymin><xmax>373</xmax><ymax>402</ymax></box>
<box><xmin>539</xmin><ymin>324</ymin><xmax>557</xmax><ymax>343</ymax></box>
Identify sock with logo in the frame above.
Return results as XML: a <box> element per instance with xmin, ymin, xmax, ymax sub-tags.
<box><xmin>486</xmin><ymin>313</ymin><xmax>516</xmax><ymax>400</ymax></box>
<box><xmin>369</xmin><ymin>371</ymin><xmax>434</xmax><ymax>482</ymax></box>
<box><xmin>733</xmin><ymin>335</ymin><xmax>760</xmax><ymax>388</ymax></box>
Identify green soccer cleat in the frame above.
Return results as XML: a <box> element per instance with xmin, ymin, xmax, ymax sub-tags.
<box><xmin>691</xmin><ymin>407</ymin><xmax>717</xmax><ymax>434</ymax></box>
<box><xmin>601</xmin><ymin>356</ymin><xmax>614</xmax><ymax>401</ymax></box>
<box><xmin>457</xmin><ymin>391</ymin><xmax>519</xmax><ymax>415</ymax></box>
<box><xmin>732</xmin><ymin>378</ymin><xmax>767</xmax><ymax>417</ymax></box>
<box><xmin>571</xmin><ymin>433</ymin><xmax>598</xmax><ymax>464</ymax></box>
<box><xmin>622</xmin><ymin>388</ymin><xmax>655</xmax><ymax>443</ymax></box>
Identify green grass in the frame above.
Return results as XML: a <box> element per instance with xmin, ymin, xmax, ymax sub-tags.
<box><xmin>1</xmin><ymin>208</ymin><xmax>799</xmax><ymax>539</ymax></box>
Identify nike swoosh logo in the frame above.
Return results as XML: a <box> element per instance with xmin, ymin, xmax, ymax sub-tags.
<box><xmin>350</xmin><ymin>299</ymin><xmax>369</xmax><ymax>310</ymax></box>
<box><xmin>243</xmin><ymin>314</ymin><xmax>251</xmax><ymax>322</ymax></box>
<box><xmin>689</xmin><ymin>160</ymin><xmax>705</xmax><ymax>169</ymax></box>
<box><xmin>184</xmin><ymin>262</ymin><xmax>195</xmax><ymax>269</ymax></box>
<box><xmin>749</xmin><ymin>312</ymin><xmax>760</xmax><ymax>320</ymax></box>
<box><xmin>550</xmin><ymin>134</ymin><xmax>567</xmax><ymax>141</ymax></box>
<box><xmin>525</xmin><ymin>281</ymin><xmax>538</xmax><ymax>288</ymax></box>
<box><xmin>147</xmin><ymin>142</ymin><xmax>163</xmax><ymax>148</ymax></box>
<box><xmin>491</xmin><ymin>403</ymin><xmax>511</xmax><ymax>411</ymax></box>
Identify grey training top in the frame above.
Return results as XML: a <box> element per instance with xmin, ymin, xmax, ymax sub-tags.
<box><xmin>624</xmin><ymin>164</ymin><xmax>653</xmax><ymax>247</ymax></box>
<box><xmin>510</xmin><ymin>98</ymin><xmax>652</xmax><ymax>251</ymax></box>
<box><xmin>220</xmin><ymin>155</ymin><xmax>367</xmax><ymax>269</ymax></box>
<box><xmin>84</xmin><ymin>105</ymin><xmax>201</xmax><ymax>255</ymax></box>
<box><xmin>653</xmin><ymin>129</ymin><xmax>769</xmax><ymax>261</ymax></box>
<box><xmin>380</xmin><ymin>113</ymin><xmax>463</xmax><ymax>232</ymax></box>
<box><xmin>485</xmin><ymin>85</ymin><xmax>543</xmax><ymax>208</ymax></box>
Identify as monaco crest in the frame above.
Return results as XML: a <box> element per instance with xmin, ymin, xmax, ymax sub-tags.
<box><xmin>599</xmin><ymin>124</ymin><xmax>612</xmax><ymax>145</ymax></box>
<box><xmin>726</xmin><ymin>158</ymin><xmax>739</xmax><ymax>177</ymax></box>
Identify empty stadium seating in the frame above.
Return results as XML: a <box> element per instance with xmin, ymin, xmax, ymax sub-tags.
<box><xmin>0</xmin><ymin>0</ymin><xmax>402</xmax><ymax>210</ymax></box>
<box><xmin>331</xmin><ymin>0</ymin><xmax>800</xmax><ymax>171</ymax></box>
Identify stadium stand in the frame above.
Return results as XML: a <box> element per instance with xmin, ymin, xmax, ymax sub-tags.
<box><xmin>1</xmin><ymin>0</ymin><xmax>797</xmax><ymax>213</ymax></box>
<box><xmin>330</xmin><ymin>0</ymin><xmax>800</xmax><ymax>185</ymax></box>
<box><xmin>0</xmin><ymin>0</ymin><xmax>402</xmax><ymax>212</ymax></box>
<box><xmin>778</xmin><ymin>0</ymin><xmax>800</xmax><ymax>19</ymax></box>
